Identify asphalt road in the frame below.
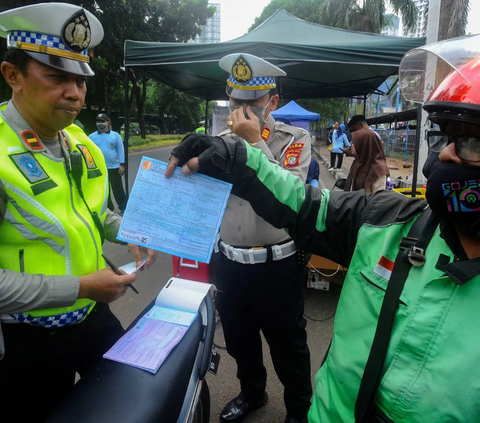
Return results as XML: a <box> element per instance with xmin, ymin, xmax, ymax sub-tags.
<box><xmin>104</xmin><ymin>146</ymin><xmax>342</xmax><ymax>423</ymax></box>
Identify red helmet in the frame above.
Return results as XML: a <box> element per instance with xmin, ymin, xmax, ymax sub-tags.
<box><xmin>399</xmin><ymin>35</ymin><xmax>480</xmax><ymax>128</ymax></box>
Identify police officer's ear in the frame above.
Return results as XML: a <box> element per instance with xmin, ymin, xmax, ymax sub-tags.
<box><xmin>268</xmin><ymin>94</ymin><xmax>280</xmax><ymax>112</ymax></box>
<box><xmin>1</xmin><ymin>61</ymin><xmax>24</xmax><ymax>93</ymax></box>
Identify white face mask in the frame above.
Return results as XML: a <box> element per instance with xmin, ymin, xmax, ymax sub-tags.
<box><xmin>229</xmin><ymin>96</ymin><xmax>273</xmax><ymax>128</ymax></box>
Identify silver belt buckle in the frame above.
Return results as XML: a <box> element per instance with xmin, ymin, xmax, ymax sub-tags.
<box><xmin>272</xmin><ymin>245</ymin><xmax>283</xmax><ymax>261</ymax></box>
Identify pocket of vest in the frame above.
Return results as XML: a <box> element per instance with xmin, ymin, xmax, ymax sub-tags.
<box><xmin>19</xmin><ymin>249</ymin><xmax>24</xmax><ymax>273</ymax></box>
<box><xmin>360</xmin><ymin>271</ymin><xmax>408</xmax><ymax>307</ymax></box>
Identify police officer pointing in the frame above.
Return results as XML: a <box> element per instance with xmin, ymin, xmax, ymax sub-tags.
<box><xmin>209</xmin><ymin>53</ymin><xmax>312</xmax><ymax>423</ymax></box>
<box><xmin>0</xmin><ymin>4</ymin><xmax>156</xmax><ymax>422</ymax></box>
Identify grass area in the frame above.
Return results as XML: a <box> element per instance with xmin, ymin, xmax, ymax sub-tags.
<box><xmin>128</xmin><ymin>134</ymin><xmax>185</xmax><ymax>150</ymax></box>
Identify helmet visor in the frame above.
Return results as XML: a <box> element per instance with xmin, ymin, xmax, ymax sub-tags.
<box><xmin>399</xmin><ymin>34</ymin><xmax>480</xmax><ymax>104</ymax></box>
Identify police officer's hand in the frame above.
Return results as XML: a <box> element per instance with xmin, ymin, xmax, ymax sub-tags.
<box><xmin>78</xmin><ymin>268</ymin><xmax>136</xmax><ymax>303</ymax></box>
<box><xmin>128</xmin><ymin>244</ymin><xmax>158</xmax><ymax>270</ymax></box>
<box><xmin>166</xmin><ymin>133</ymin><xmax>239</xmax><ymax>180</ymax></box>
<box><xmin>228</xmin><ymin>106</ymin><xmax>262</xmax><ymax>144</ymax></box>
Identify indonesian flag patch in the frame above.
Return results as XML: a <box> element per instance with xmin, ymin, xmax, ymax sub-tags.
<box><xmin>374</xmin><ymin>256</ymin><xmax>395</xmax><ymax>281</ymax></box>
<box><xmin>283</xmin><ymin>142</ymin><xmax>304</xmax><ymax>168</ymax></box>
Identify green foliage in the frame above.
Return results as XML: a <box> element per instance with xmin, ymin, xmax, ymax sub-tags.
<box><xmin>128</xmin><ymin>134</ymin><xmax>184</xmax><ymax>149</ymax></box>
<box><xmin>250</xmin><ymin>0</ymin><xmax>325</xmax><ymax>30</ymax></box>
<box><xmin>319</xmin><ymin>0</ymin><xmax>418</xmax><ymax>34</ymax></box>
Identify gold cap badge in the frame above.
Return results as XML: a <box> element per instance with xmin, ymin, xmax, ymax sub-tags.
<box><xmin>61</xmin><ymin>9</ymin><xmax>91</xmax><ymax>52</ymax></box>
<box><xmin>232</xmin><ymin>57</ymin><xmax>252</xmax><ymax>83</ymax></box>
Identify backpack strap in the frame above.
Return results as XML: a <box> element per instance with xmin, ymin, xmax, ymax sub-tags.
<box><xmin>354</xmin><ymin>207</ymin><xmax>438</xmax><ymax>423</ymax></box>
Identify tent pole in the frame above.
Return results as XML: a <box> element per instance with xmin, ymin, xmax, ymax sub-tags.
<box><xmin>124</xmin><ymin>67</ymin><xmax>130</xmax><ymax>198</ymax></box>
<box><xmin>363</xmin><ymin>95</ymin><xmax>367</xmax><ymax>116</ymax></box>
<box><xmin>205</xmin><ymin>100</ymin><xmax>209</xmax><ymax>134</ymax></box>
<box><xmin>410</xmin><ymin>104</ymin><xmax>422</xmax><ymax>198</ymax></box>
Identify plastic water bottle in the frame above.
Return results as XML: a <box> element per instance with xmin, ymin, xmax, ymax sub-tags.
<box><xmin>386</xmin><ymin>177</ymin><xmax>394</xmax><ymax>191</ymax></box>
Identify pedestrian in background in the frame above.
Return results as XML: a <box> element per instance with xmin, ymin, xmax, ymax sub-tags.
<box><xmin>346</xmin><ymin>116</ymin><xmax>389</xmax><ymax>194</ymax></box>
<box><xmin>329</xmin><ymin>123</ymin><xmax>350</xmax><ymax>171</ymax></box>
<box><xmin>195</xmin><ymin>120</ymin><xmax>206</xmax><ymax>134</ymax></box>
<box><xmin>89</xmin><ymin>113</ymin><xmax>127</xmax><ymax>214</ymax></box>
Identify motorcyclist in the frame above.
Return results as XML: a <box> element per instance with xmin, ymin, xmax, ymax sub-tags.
<box><xmin>166</xmin><ymin>34</ymin><xmax>480</xmax><ymax>423</ymax></box>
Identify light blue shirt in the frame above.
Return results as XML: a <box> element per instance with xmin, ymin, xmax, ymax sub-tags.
<box><xmin>331</xmin><ymin>131</ymin><xmax>350</xmax><ymax>154</ymax></box>
<box><xmin>88</xmin><ymin>130</ymin><xmax>125</xmax><ymax>169</ymax></box>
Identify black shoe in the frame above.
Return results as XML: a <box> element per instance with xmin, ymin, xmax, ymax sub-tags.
<box><xmin>219</xmin><ymin>392</ymin><xmax>268</xmax><ymax>423</ymax></box>
<box><xmin>284</xmin><ymin>416</ymin><xmax>307</xmax><ymax>423</ymax></box>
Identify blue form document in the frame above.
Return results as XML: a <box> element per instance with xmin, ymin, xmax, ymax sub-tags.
<box><xmin>117</xmin><ymin>157</ymin><xmax>232</xmax><ymax>263</ymax></box>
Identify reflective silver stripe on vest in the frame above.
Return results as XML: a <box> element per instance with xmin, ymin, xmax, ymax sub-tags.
<box><xmin>101</xmin><ymin>175</ymin><xmax>109</xmax><ymax>216</ymax></box>
<box><xmin>3</xmin><ymin>181</ymin><xmax>72</xmax><ymax>274</ymax></box>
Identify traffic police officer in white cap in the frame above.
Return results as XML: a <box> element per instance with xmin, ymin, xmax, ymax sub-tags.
<box><xmin>210</xmin><ymin>53</ymin><xmax>312</xmax><ymax>423</ymax></box>
<box><xmin>0</xmin><ymin>4</ymin><xmax>156</xmax><ymax>422</ymax></box>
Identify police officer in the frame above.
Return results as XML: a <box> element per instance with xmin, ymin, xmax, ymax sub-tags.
<box><xmin>196</xmin><ymin>120</ymin><xmax>206</xmax><ymax>134</ymax></box>
<box><xmin>0</xmin><ymin>4</ymin><xmax>156</xmax><ymax>422</ymax></box>
<box><xmin>209</xmin><ymin>53</ymin><xmax>312</xmax><ymax>423</ymax></box>
<box><xmin>167</xmin><ymin>34</ymin><xmax>480</xmax><ymax>423</ymax></box>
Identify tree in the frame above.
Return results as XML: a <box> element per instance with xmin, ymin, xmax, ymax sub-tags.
<box><xmin>319</xmin><ymin>0</ymin><xmax>417</xmax><ymax>34</ymax></box>
<box><xmin>438</xmin><ymin>0</ymin><xmax>469</xmax><ymax>41</ymax></box>
<box><xmin>249</xmin><ymin>0</ymin><xmax>325</xmax><ymax>31</ymax></box>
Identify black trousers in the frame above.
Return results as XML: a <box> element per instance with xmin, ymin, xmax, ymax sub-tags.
<box><xmin>210</xmin><ymin>251</ymin><xmax>312</xmax><ymax>419</ymax></box>
<box><xmin>107</xmin><ymin>168</ymin><xmax>127</xmax><ymax>212</ymax></box>
<box><xmin>0</xmin><ymin>303</ymin><xmax>124</xmax><ymax>423</ymax></box>
<box><xmin>330</xmin><ymin>152</ymin><xmax>344</xmax><ymax>169</ymax></box>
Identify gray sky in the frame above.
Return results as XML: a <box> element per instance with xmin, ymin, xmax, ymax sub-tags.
<box><xmin>218</xmin><ymin>0</ymin><xmax>480</xmax><ymax>42</ymax></box>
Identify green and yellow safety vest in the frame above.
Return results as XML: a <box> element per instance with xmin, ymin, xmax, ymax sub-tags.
<box><xmin>0</xmin><ymin>110</ymin><xmax>109</xmax><ymax>328</ymax></box>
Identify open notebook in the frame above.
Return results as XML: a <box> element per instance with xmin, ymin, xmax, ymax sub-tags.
<box><xmin>103</xmin><ymin>278</ymin><xmax>212</xmax><ymax>373</ymax></box>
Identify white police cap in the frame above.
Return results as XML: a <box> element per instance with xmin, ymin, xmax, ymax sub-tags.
<box><xmin>0</xmin><ymin>3</ymin><xmax>103</xmax><ymax>77</ymax></box>
<box><xmin>219</xmin><ymin>53</ymin><xmax>286</xmax><ymax>100</ymax></box>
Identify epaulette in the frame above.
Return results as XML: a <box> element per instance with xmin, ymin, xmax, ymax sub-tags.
<box><xmin>273</xmin><ymin>122</ymin><xmax>310</xmax><ymax>139</ymax></box>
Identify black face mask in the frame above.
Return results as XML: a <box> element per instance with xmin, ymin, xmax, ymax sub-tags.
<box><xmin>426</xmin><ymin>162</ymin><xmax>480</xmax><ymax>230</ymax></box>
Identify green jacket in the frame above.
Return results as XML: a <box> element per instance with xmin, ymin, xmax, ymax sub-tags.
<box><xmin>229</xmin><ymin>142</ymin><xmax>480</xmax><ymax>423</ymax></box>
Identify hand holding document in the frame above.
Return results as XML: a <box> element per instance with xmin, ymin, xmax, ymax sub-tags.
<box><xmin>103</xmin><ymin>278</ymin><xmax>212</xmax><ymax>374</ymax></box>
<box><xmin>117</xmin><ymin>157</ymin><xmax>232</xmax><ymax>264</ymax></box>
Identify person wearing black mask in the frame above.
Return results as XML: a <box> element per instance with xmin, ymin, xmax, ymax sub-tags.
<box><xmin>89</xmin><ymin>113</ymin><xmax>127</xmax><ymax>214</ymax></box>
<box><xmin>165</xmin><ymin>35</ymin><xmax>480</xmax><ymax>423</ymax></box>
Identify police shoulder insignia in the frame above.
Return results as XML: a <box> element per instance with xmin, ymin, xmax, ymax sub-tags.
<box><xmin>10</xmin><ymin>152</ymin><xmax>48</xmax><ymax>184</ymax></box>
<box><xmin>21</xmin><ymin>130</ymin><xmax>43</xmax><ymax>151</ymax></box>
<box><xmin>77</xmin><ymin>145</ymin><xmax>97</xmax><ymax>169</ymax></box>
<box><xmin>232</xmin><ymin>57</ymin><xmax>252</xmax><ymax>83</ymax></box>
<box><xmin>283</xmin><ymin>142</ymin><xmax>305</xmax><ymax>168</ymax></box>
<box><xmin>62</xmin><ymin>9</ymin><xmax>91</xmax><ymax>52</ymax></box>
<box><xmin>261</xmin><ymin>127</ymin><xmax>271</xmax><ymax>141</ymax></box>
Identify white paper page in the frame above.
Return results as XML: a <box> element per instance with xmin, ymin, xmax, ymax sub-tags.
<box><xmin>155</xmin><ymin>277</ymin><xmax>213</xmax><ymax>314</ymax></box>
<box><xmin>145</xmin><ymin>305</ymin><xmax>197</xmax><ymax>327</ymax></box>
<box><xmin>117</xmin><ymin>157</ymin><xmax>232</xmax><ymax>264</ymax></box>
<box><xmin>119</xmin><ymin>260</ymin><xmax>147</xmax><ymax>275</ymax></box>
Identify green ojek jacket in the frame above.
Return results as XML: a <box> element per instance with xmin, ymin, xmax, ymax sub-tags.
<box><xmin>0</xmin><ymin>108</ymin><xmax>109</xmax><ymax>324</ymax></box>
<box><xmin>227</xmin><ymin>141</ymin><xmax>480</xmax><ymax>423</ymax></box>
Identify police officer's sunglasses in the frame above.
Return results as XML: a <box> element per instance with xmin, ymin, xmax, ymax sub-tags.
<box><xmin>427</xmin><ymin>131</ymin><xmax>480</xmax><ymax>162</ymax></box>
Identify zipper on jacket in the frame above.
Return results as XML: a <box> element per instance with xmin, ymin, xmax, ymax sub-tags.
<box><xmin>360</xmin><ymin>272</ymin><xmax>407</xmax><ymax>307</ymax></box>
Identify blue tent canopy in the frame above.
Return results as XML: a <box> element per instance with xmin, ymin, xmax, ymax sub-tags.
<box><xmin>271</xmin><ymin>101</ymin><xmax>320</xmax><ymax>122</ymax></box>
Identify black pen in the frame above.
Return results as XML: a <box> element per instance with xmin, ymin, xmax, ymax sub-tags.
<box><xmin>101</xmin><ymin>253</ymin><xmax>139</xmax><ymax>294</ymax></box>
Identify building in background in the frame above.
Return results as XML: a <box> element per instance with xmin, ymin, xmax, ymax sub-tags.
<box><xmin>408</xmin><ymin>0</ymin><xmax>428</xmax><ymax>38</ymax></box>
<box><xmin>190</xmin><ymin>3</ymin><xmax>221</xmax><ymax>44</ymax></box>
<box><xmin>381</xmin><ymin>14</ymin><xmax>400</xmax><ymax>36</ymax></box>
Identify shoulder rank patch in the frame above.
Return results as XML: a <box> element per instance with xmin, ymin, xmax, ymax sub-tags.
<box><xmin>21</xmin><ymin>130</ymin><xmax>43</xmax><ymax>151</ymax></box>
<box><xmin>283</xmin><ymin>142</ymin><xmax>304</xmax><ymax>168</ymax></box>
<box><xmin>261</xmin><ymin>127</ymin><xmax>271</xmax><ymax>141</ymax></box>
<box><xmin>77</xmin><ymin>144</ymin><xmax>97</xmax><ymax>169</ymax></box>
<box><xmin>10</xmin><ymin>152</ymin><xmax>49</xmax><ymax>184</ymax></box>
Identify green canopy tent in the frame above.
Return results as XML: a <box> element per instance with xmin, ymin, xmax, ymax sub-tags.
<box><xmin>123</xmin><ymin>9</ymin><xmax>424</xmax><ymax>101</ymax></box>
<box><xmin>122</xmin><ymin>9</ymin><xmax>425</xmax><ymax>194</ymax></box>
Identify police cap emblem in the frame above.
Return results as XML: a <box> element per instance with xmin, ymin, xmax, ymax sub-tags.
<box><xmin>61</xmin><ymin>9</ymin><xmax>92</xmax><ymax>53</ymax></box>
<box><xmin>232</xmin><ymin>57</ymin><xmax>252</xmax><ymax>83</ymax></box>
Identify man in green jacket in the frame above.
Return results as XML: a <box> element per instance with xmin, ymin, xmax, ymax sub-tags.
<box><xmin>167</xmin><ymin>35</ymin><xmax>480</xmax><ymax>423</ymax></box>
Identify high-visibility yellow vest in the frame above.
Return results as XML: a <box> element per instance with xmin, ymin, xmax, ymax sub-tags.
<box><xmin>0</xmin><ymin>110</ymin><xmax>109</xmax><ymax>328</ymax></box>
<box><xmin>195</xmin><ymin>127</ymin><xmax>206</xmax><ymax>134</ymax></box>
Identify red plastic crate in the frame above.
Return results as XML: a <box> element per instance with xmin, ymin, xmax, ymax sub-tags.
<box><xmin>171</xmin><ymin>256</ymin><xmax>210</xmax><ymax>283</ymax></box>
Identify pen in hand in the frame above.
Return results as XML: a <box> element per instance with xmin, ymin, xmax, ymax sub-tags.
<box><xmin>101</xmin><ymin>253</ymin><xmax>139</xmax><ymax>295</ymax></box>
